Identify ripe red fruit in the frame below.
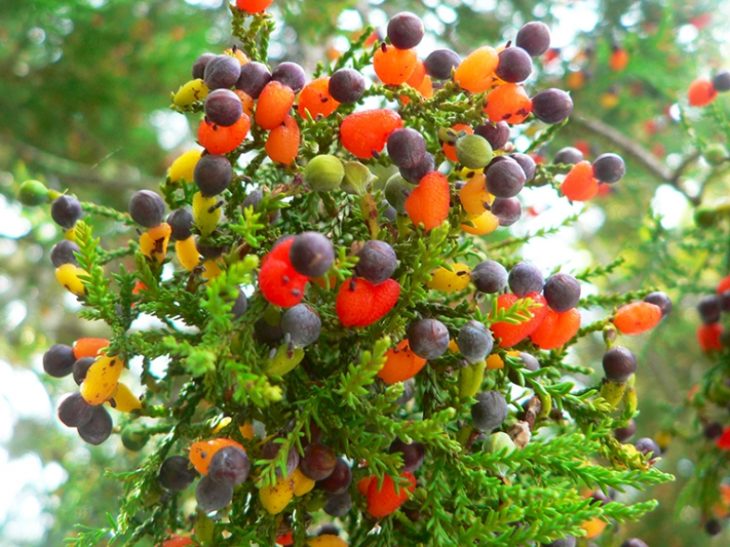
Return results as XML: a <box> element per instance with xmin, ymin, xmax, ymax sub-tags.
<box><xmin>374</xmin><ymin>44</ymin><xmax>418</xmax><ymax>85</ymax></box>
<box><xmin>365</xmin><ymin>472</ymin><xmax>416</xmax><ymax>518</ymax></box>
<box><xmin>378</xmin><ymin>339</ymin><xmax>427</xmax><ymax>384</ymax></box>
<box><xmin>613</xmin><ymin>301</ymin><xmax>662</xmax><ymax>335</ymax></box>
<box><xmin>697</xmin><ymin>323</ymin><xmax>723</xmax><ymax>352</ymax></box>
<box><xmin>560</xmin><ymin>160</ymin><xmax>599</xmax><ymax>201</ymax></box>
<box><xmin>340</xmin><ymin>109</ymin><xmax>403</xmax><ymax>159</ymax></box>
<box><xmin>529</xmin><ymin>307</ymin><xmax>581</xmax><ymax>349</ymax></box>
<box><xmin>717</xmin><ymin>275</ymin><xmax>730</xmax><ymax>294</ymax></box>
<box><xmin>256</xmin><ymin>81</ymin><xmax>296</xmax><ymax>130</ymax></box>
<box><xmin>490</xmin><ymin>292</ymin><xmax>548</xmax><ymax>347</ymax></box>
<box><xmin>259</xmin><ymin>238</ymin><xmax>309</xmax><ymax>307</ymax></box>
<box><xmin>404</xmin><ymin>172</ymin><xmax>450</xmax><ymax>231</ymax></box>
<box><xmin>716</xmin><ymin>427</ymin><xmax>730</xmax><ymax>450</ymax></box>
<box><xmin>484</xmin><ymin>84</ymin><xmax>532</xmax><ymax>125</ymax></box>
<box><xmin>336</xmin><ymin>277</ymin><xmax>400</xmax><ymax>327</ymax></box>
<box><xmin>688</xmin><ymin>78</ymin><xmax>717</xmax><ymax>107</ymax></box>
<box><xmin>236</xmin><ymin>0</ymin><xmax>274</xmax><ymax>13</ymax></box>
<box><xmin>198</xmin><ymin>115</ymin><xmax>250</xmax><ymax>155</ymax></box>
<box><xmin>298</xmin><ymin>77</ymin><xmax>340</xmax><ymax>119</ymax></box>
<box><xmin>265</xmin><ymin>115</ymin><xmax>300</xmax><ymax>164</ymax></box>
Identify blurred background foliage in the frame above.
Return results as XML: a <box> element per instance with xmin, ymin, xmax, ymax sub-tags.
<box><xmin>2</xmin><ymin>0</ymin><xmax>730</xmax><ymax>545</ymax></box>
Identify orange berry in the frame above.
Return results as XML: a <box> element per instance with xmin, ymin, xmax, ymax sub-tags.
<box><xmin>697</xmin><ymin>323</ymin><xmax>723</xmax><ymax>352</ymax></box>
<box><xmin>581</xmin><ymin>517</ymin><xmax>607</xmax><ymax>539</ymax></box>
<box><xmin>189</xmin><ymin>438</ymin><xmax>244</xmax><ymax>475</ymax></box>
<box><xmin>404</xmin><ymin>172</ymin><xmax>450</xmax><ymax>231</ymax></box>
<box><xmin>256</xmin><ymin>81</ymin><xmax>295</xmax><ymax>130</ymax></box>
<box><xmin>613</xmin><ymin>301</ymin><xmax>662</xmax><ymax>335</ymax></box>
<box><xmin>298</xmin><ymin>77</ymin><xmax>340</xmax><ymax>119</ymax></box>
<box><xmin>484</xmin><ymin>83</ymin><xmax>532</xmax><ymax>124</ymax></box>
<box><xmin>73</xmin><ymin>338</ymin><xmax>109</xmax><ymax>360</ymax></box>
<box><xmin>609</xmin><ymin>48</ymin><xmax>629</xmax><ymax>71</ymax></box>
<box><xmin>373</xmin><ymin>44</ymin><xmax>418</xmax><ymax>85</ymax></box>
<box><xmin>566</xmin><ymin>70</ymin><xmax>586</xmax><ymax>90</ymax></box>
<box><xmin>236</xmin><ymin>0</ymin><xmax>273</xmax><ymax>14</ymax></box>
<box><xmin>442</xmin><ymin>124</ymin><xmax>473</xmax><ymax>162</ymax></box>
<box><xmin>490</xmin><ymin>292</ymin><xmax>548</xmax><ymax>348</ymax></box>
<box><xmin>455</xmin><ymin>46</ymin><xmax>499</xmax><ymax>93</ymax></box>
<box><xmin>718</xmin><ymin>275</ymin><xmax>730</xmax><ymax>294</ymax></box>
<box><xmin>377</xmin><ymin>339</ymin><xmax>427</xmax><ymax>384</ymax></box>
<box><xmin>486</xmin><ymin>353</ymin><xmax>504</xmax><ymax>370</ymax></box>
<box><xmin>366</xmin><ymin>472</ymin><xmax>416</xmax><ymax>518</ymax></box>
<box><xmin>461</xmin><ymin>210</ymin><xmax>499</xmax><ymax>235</ymax></box>
<box><xmin>139</xmin><ymin>223</ymin><xmax>172</xmax><ymax>263</ymax></box>
<box><xmin>234</xmin><ymin>90</ymin><xmax>255</xmax><ymax>116</ymax></box>
<box><xmin>459</xmin><ymin>172</ymin><xmax>493</xmax><ymax>215</ymax></box>
<box><xmin>340</xmin><ymin>109</ymin><xmax>403</xmax><ymax>159</ymax></box>
<box><xmin>406</xmin><ymin>60</ymin><xmax>426</xmax><ymax>88</ymax></box>
<box><xmin>560</xmin><ymin>160</ymin><xmax>599</xmax><ymax>201</ymax></box>
<box><xmin>357</xmin><ymin>476</ymin><xmax>375</xmax><ymax>496</ymax></box>
<box><xmin>688</xmin><ymin>78</ymin><xmax>718</xmax><ymax>107</ymax></box>
<box><xmin>265</xmin><ymin>115</ymin><xmax>300</xmax><ymax>164</ymax></box>
<box><xmin>530</xmin><ymin>307</ymin><xmax>581</xmax><ymax>349</ymax></box>
<box><xmin>198</xmin><ymin>114</ymin><xmax>250</xmax><ymax>155</ymax></box>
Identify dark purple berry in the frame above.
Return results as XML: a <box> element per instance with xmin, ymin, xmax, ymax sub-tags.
<box><xmin>57</xmin><ymin>392</ymin><xmax>95</xmax><ymax>428</ymax></box>
<box><xmin>643</xmin><ymin>291</ymin><xmax>671</xmax><ymax>317</ymax></box>
<box><xmin>496</xmin><ymin>47</ymin><xmax>533</xmax><ymax>83</ymax></box>
<box><xmin>474</xmin><ymin>122</ymin><xmax>510</xmax><ymax>150</ymax></box>
<box><xmin>129</xmin><ymin>190</ymin><xmax>165</xmax><ymax>228</ymax></box>
<box><xmin>712</xmin><ymin>71</ymin><xmax>730</xmax><ymax>92</ymax></box>
<box><xmin>43</xmin><ymin>344</ymin><xmax>75</xmax><ymax>378</ymax></box>
<box><xmin>261</xmin><ymin>438</ymin><xmax>300</xmax><ymax>477</ymax></box>
<box><xmin>543</xmin><ymin>273</ymin><xmax>581</xmax><ymax>311</ymax></box>
<box><xmin>399</xmin><ymin>152</ymin><xmax>435</xmax><ymax>183</ymax></box>
<box><xmin>592</xmin><ymin>153</ymin><xmax>625</xmax><ymax>183</ymax></box>
<box><xmin>387</xmin><ymin>128</ymin><xmax>426</xmax><ymax>169</ymax></box>
<box><xmin>318</xmin><ymin>457</ymin><xmax>352</xmax><ymax>494</ymax></box>
<box><xmin>289</xmin><ymin>231</ymin><xmax>334</xmax><ymax>277</ymax></box>
<box><xmin>208</xmin><ymin>446</ymin><xmax>251</xmax><ymax>486</ymax></box>
<box><xmin>486</xmin><ymin>157</ymin><xmax>526</xmax><ymax>198</ymax></box>
<box><xmin>51</xmin><ymin>240</ymin><xmax>80</xmax><ymax>267</ymax></box>
<box><xmin>389</xmin><ymin>439</ymin><xmax>425</xmax><ymax>472</ymax></box>
<box><xmin>531</xmin><ymin>88</ymin><xmax>574</xmax><ymax>124</ymax></box>
<box><xmin>602</xmin><ymin>346</ymin><xmax>637</xmax><ymax>382</ymax></box>
<box><xmin>407</xmin><ymin>318</ymin><xmax>450</xmax><ymax>360</ymax></box>
<box><xmin>387</xmin><ymin>12</ymin><xmax>424</xmax><ymax>50</ymax></box>
<box><xmin>356</xmin><ymin>240</ymin><xmax>397</xmax><ymax>283</ymax></box>
<box><xmin>471</xmin><ymin>391</ymin><xmax>508</xmax><ymax>432</ymax></box>
<box><xmin>634</xmin><ymin>437</ymin><xmax>661</xmax><ymax>457</ymax></box>
<box><xmin>457</xmin><ymin>320</ymin><xmax>494</xmax><ymax>364</ymax></box>
<box><xmin>254</xmin><ymin>318</ymin><xmax>284</xmax><ymax>347</ymax></box>
<box><xmin>510</xmin><ymin>153</ymin><xmax>536</xmax><ymax>181</ymax></box>
<box><xmin>704</xmin><ymin>421</ymin><xmax>723</xmax><ymax>439</ymax></box>
<box><xmin>705</xmin><ymin>519</ymin><xmax>722</xmax><ymax>536</ymax></box>
<box><xmin>271</xmin><ymin>62</ymin><xmax>306</xmax><ymax>93</ymax></box>
<box><xmin>424</xmin><ymin>49</ymin><xmax>461</xmax><ymax>80</ymax></box>
<box><xmin>300</xmin><ymin>443</ymin><xmax>337</xmax><ymax>481</ymax></box>
<box><xmin>471</xmin><ymin>260</ymin><xmax>508</xmax><ymax>293</ymax></box>
<box><xmin>194</xmin><ymin>154</ymin><xmax>233</xmax><ymax>197</ymax></box>
<box><xmin>515</xmin><ymin>22</ymin><xmax>551</xmax><ymax>57</ymax></box>
<box><xmin>77</xmin><ymin>405</ymin><xmax>113</xmax><ymax>445</ymax></box>
<box><xmin>167</xmin><ymin>208</ymin><xmax>193</xmax><ymax>241</ymax></box>
<box><xmin>508</xmin><ymin>262</ymin><xmax>543</xmax><ymax>296</ymax></box>
<box><xmin>329</xmin><ymin>68</ymin><xmax>366</xmax><ymax>103</ymax></box>
<box><xmin>236</xmin><ymin>61</ymin><xmax>272</xmax><ymax>99</ymax></box>
<box><xmin>51</xmin><ymin>195</ymin><xmax>83</xmax><ymax>229</ymax></box>
<box><xmin>204</xmin><ymin>89</ymin><xmax>242</xmax><ymax>126</ymax></box>
<box><xmin>203</xmin><ymin>55</ymin><xmax>241</xmax><ymax>90</ymax></box>
<box><xmin>554</xmin><ymin>147</ymin><xmax>583</xmax><ymax>165</ymax></box>
<box><xmin>324</xmin><ymin>492</ymin><xmax>352</xmax><ymax>517</ymax></box>
<box><xmin>158</xmin><ymin>456</ymin><xmax>198</xmax><ymax>491</ymax></box>
<box><xmin>519</xmin><ymin>352</ymin><xmax>540</xmax><ymax>371</ymax></box>
<box><xmin>192</xmin><ymin>53</ymin><xmax>216</xmax><ymax>79</ymax></box>
<box><xmin>196</xmin><ymin>474</ymin><xmax>233</xmax><ymax>512</ymax></box>
<box><xmin>491</xmin><ymin>197</ymin><xmax>521</xmax><ymax>226</ymax></box>
<box><xmin>698</xmin><ymin>295</ymin><xmax>722</xmax><ymax>324</ymax></box>
<box><xmin>72</xmin><ymin>357</ymin><xmax>94</xmax><ymax>385</ymax></box>
<box><xmin>232</xmin><ymin>288</ymin><xmax>248</xmax><ymax>319</ymax></box>
<box><xmin>547</xmin><ymin>537</ymin><xmax>576</xmax><ymax>547</ymax></box>
<box><xmin>281</xmin><ymin>304</ymin><xmax>321</xmax><ymax>347</ymax></box>
<box><xmin>614</xmin><ymin>419</ymin><xmax>636</xmax><ymax>442</ymax></box>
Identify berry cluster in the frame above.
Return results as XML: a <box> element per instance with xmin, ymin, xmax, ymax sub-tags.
<box><xmin>688</xmin><ymin>70</ymin><xmax>730</xmax><ymax>107</ymax></box>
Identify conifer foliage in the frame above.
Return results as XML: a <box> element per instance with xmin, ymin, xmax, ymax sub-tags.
<box><xmin>19</xmin><ymin>2</ymin><xmax>673</xmax><ymax>545</ymax></box>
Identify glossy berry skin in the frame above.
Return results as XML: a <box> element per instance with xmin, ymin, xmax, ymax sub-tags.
<box><xmin>508</xmin><ymin>262</ymin><xmax>544</xmax><ymax>296</ymax></box>
<box><xmin>329</xmin><ymin>68</ymin><xmax>366</xmax><ymax>103</ymax></box>
<box><xmin>271</xmin><ymin>62</ymin><xmax>306</xmax><ymax>93</ymax></box>
<box><xmin>634</xmin><ymin>437</ymin><xmax>661</xmax><ymax>457</ymax></box>
<box><xmin>374</xmin><ymin>44</ymin><xmax>418</xmax><ymax>85</ymax></box>
<box><xmin>387</xmin><ymin>12</ymin><xmax>424</xmax><ymax>49</ymax></box>
<box><xmin>407</xmin><ymin>318</ymin><xmax>450</xmax><ymax>360</ymax></box>
<box><xmin>561</xmin><ymin>161</ymin><xmax>599</xmax><ymax>201</ymax></box>
<box><xmin>204</xmin><ymin>89</ymin><xmax>242</xmax><ymax>126</ymax></box>
<box><xmin>203</xmin><ymin>55</ymin><xmax>241</xmax><ymax>90</ymax></box>
<box><xmin>688</xmin><ymin>78</ymin><xmax>717</xmax><ymax>107</ymax></box>
<box><xmin>129</xmin><ymin>190</ymin><xmax>165</xmax><ymax>227</ymax></box>
<box><xmin>318</xmin><ymin>457</ymin><xmax>352</xmax><ymax>494</ymax></box>
<box><xmin>377</xmin><ymin>339</ymin><xmax>427</xmax><ymax>384</ymax></box>
<box><xmin>516</xmin><ymin>22</ymin><xmax>551</xmax><ymax>56</ymax></box>
<box><xmin>405</xmin><ymin>172</ymin><xmax>450</xmax><ymax>231</ymax></box>
<box><xmin>192</xmin><ymin>52</ymin><xmax>215</xmax><ymax>79</ymax></box>
<box><xmin>602</xmin><ymin>346</ymin><xmax>637</xmax><ymax>382</ymax></box>
<box><xmin>454</xmin><ymin>46</ymin><xmax>498</xmax><ymax>93</ymax></box>
<box><xmin>592</xmin><ymin>153</ymin><xmax>625</xmax><ymax>183</ymax></box>
<box><xmin>72</xmin><ymin>357</ymin><xmax>94</xmax><ymax>385</ymax></box>
<box><xmin>73</xmin><ymin>338</ymin><xmax>109</xmax><ymax>360</ymax></box>
<box><xmin>530</xmin><ymin>307</ymin><xmax>580</xmax><ymax>349</ymax></box>
<box><xmin>194</xmin><ymin>154</ymin><xmax>233</xmax><ymax>197</ymax></box>
<box><xmin>365</xmin><ymin>472</ymin><xmax>416</xmax><ymax>518</ymax></box>
<box><xmin>490</xmin><ymin>292</ymin><xmax>548</xmax><ymax>347</ymax></box>
<box><xmin>486</xmin><ymin>157</ymin><xmax>526</xmax><ymax>198</ymax></box>
<box><xmin>491</xmin><ymin>197</ymin><xmax>521</xmax><ymax>226</ymax></box>
<box><xmin>496</xmin><ymin>47</ymin><xmax>533</xmax><ymax>83</ymax></box>
<box><xmin>387</xmin><ymin>128</ymin><xmax>426</xmax><ymax>169</ymax></box>
<box><xmin>643</xmin><ymin>291</ymin><xmax>671</xmax><ymax>317</ymax></box>
<box><xmin>554</xmin><ymin>146</ymin><xmax>584</xmax><ymax>165</ymax></box>
<box><xmin>424</xmin><ymin>49</ymin><xmax>461</xmax><ymax>80</ymax></box>
<box><xmin>336</xmin><ymin>277</ymin><xmax>400</xmax><ymax>327</ymax></box>
<box><xmin>303</xmin><ymin>154</ymin><xmax>344</xmax><ymax>191</ymax></box>
<box><xmin>458</xmin><ymin>320</ymin><xmax>494</xmax><ymax>363</ymax></box>
<box><xmin>298</xmin><ymin>77</ymin><xmax>340</xmax><ymax>119</ymax></box>
<box><xmin>472</xmin><ymin>260</ymin><xmax>507</xmax><ymax>293</ymax></box>
<box><xmin>57</xmin><ymin>392</ymin><xmax>95</xmax><ymax>428</ymax></box>
<box><xmin>340</xmin><ymin>109</ymin><xmax>403</xmax><ymax>159</ymax></box>
<box><xmin>259</xmin><ymin>238</ymin><xmax>309</xmax><ymax>308</ymax></box>
<box><xmin>198</xmin><ymin>115</ymin><xmax>249</xmax><ymax>155</ymax></box>
<box><xmin>158</xmin><ymin>456</ymin><xmax>198</xmax><ymax>491</ymax></box>
<box><xmin>389</xmin><ymin>439</ymin><xmax>425</xmax><ymax>472</ymax></box>
<box><xmin>474</xmin><ymin>121</ymin><xmax>510</xmax><ymax>150</ymax></box>
<box><xmin>510</xmin><ymin>153</ymin><xmax>536</xmax><ymax>181</ymax></box>
<box><xmin>51</xmin><ymin>195</ymin><xmax>83</xmax><ymax>229</ymax></box>
<box><xmin>456</xmin><ymin>134</ymin><xmax>493</xmax><ymax>169</ymax></box>
<box><xmin>236</xmin><ymin>61</ymin><xmax>271</xmax><ymax>98</ymax></box>
<box><xmin>265</xmin><ymin>115</ymin><xmax>300</xmax><ymax>165</ymax></box>
<box><xmin>613</xmin><ymin>301</ymin><xmax>662</xmax><ymax>334</ymax></box>
<box><xmin>208</xmin><ymin>446</ymin><xmax>251</xmax><ymax>486</ymax></box>
<box><xmin>196</xmin><ymin>475</ymin><xmax>233</xmax><ymax>512</ymax></box>
<box><xmin>458</xmin><ymin>172</ymin><xmax>492</xmax><ymax>215</ymax></box>
<box><xmin>484</xmin><ymin>83</ymin><xmax>532</xmax><ymax>125</ymax></box>
<box><xmin>44</xmin><ymin>344</ymin><xmax>75</xmax><ymax>377</ymax></box>
<box><xmin>51</xmin><ymin>240</ymin><xmax>80</xmax><ymax>267</ymax></box>
<box><xmin>543</xmin><ymin>273</ymin><xmax>581</xmax><ymax>311</ymax></box>
<box><xmin>300</xmin><ymin>443</ymin><xmax>337</xmax><ymax>481</ymax></box>
<box><xmin>167</xmin><ymin>208</ymin><xmax>193</xmax><ymax>241</ymax></box>
<box><xmin>289</xmin><ymin>231</ymin><xmax>334</xmax><ymax>277</ymax></box>
<box><xmin>236</xmin><ymin>0</ymin><xmax>273</xmax><ymax>13</ymax></box>
<box><xmin>77</xmin><ymin>405</ymin><xmax>113</xmax><ymax>445</ymax></box>
<box><xmin>471</xmin><ymin>391</ymin><xmax>508</xmax><ymax>432</ymax></box>
<box><xmin>712</xmin><ymin>70</ymin><xmax>730</xmax><ymax>92</ymax></box>
<box><xmin>697</xmin><ymin>294</ymin><xmax>721</xmax><ymax>324</ymax></box>
<box><xmin>256</xmin><ymin>81</ymin><xmax>295</xmax><ymax>130</ymax></box>
<box><xmin>281</xmin><ymin>304</ymin><xmax>321</xmax><ymax>347</ymax></box>
<box><xmin>399</xmin><ymin>152</ymin><xmax>434</xmax><ymax>183</ymax></box>
<box><xmin>531</xmin><ymin>88</ymin><xmax>574</xmax><ymax>124</ymax></box>
<box><xmin>356</xmin><ymin>240</ymin><xmax>397</xmax><ymax>284</ymax></box>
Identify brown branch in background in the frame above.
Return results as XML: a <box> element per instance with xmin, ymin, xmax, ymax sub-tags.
<box><xmin>572</xmin><ymin>114</ymin><xmax>702</xmax><ymax>204</ymax></box>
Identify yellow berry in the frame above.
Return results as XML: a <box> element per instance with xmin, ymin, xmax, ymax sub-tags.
<box><xmin>80</xmin><ymin>353</ymin><xmax>124</xmax><ymax>406</ymax></box>
<box><xmin>108</xmin><ymin>382</ymin><xmax>142</xmax><ymax>412</ymax></box>
<box><xmin>459</xmin><ymin>173</ymin><xmax>494</xmax><ymax>216</ymax></box>
<box><xmin>139</xmin><ymin>223</ymin><xmax>171</xmax><ymax>263</ymax></box>
<box><xmin>55</xmin><ymin>263</ymin><xmax>88</xmax><ymax>296</ymax></box>
<box><xmin>486</xmin><ymin>353</ymin><xmax>504</xmax><ymax>370</ymax></box>
<box><xmin>428</xmin><ymin>263</ymin><xmax>471</xmax><ymax>292</ymax></box>
<box><xmin>173</xmin><ymin>78</ymin><xmax>209</xmax><ymax>107</ymax></box>
<box><xmin>461</xmin><ymin>210</ymin><xmax>499</xmax><ymax>235</ymax></box>
<box><xmin>291</xmin><ymin>468</ymin><xmax>315</xmax><ymax>497</ymax></box>
<box><xmin>581</xmin><ymin>517</ymin><xmax>607</xmax><ymax>539</ymax></box>
<box><xmin>192</xmin><ymin>192</ymin><xmax>221</xmax><ymax>237</ymax></box>
<box><xmin>202</xmin><ymin>259</ymin><xmax>223</xmax><ymax>281</ymax></box>
<box><xmin>167</xmin><ymin>149</ymin><xmax>202</xmax><ymax>183</ymax></box>
<box><xmin>308</xmin><ymin>535</ymin><xmax>348</xmax><ymax>547</ymax></box>
<box><xmin>175</xmin><ymin>236</ymin><xmax>200</xmax><ymax>271</ymax></box>
<box><xmin>258</xmin><ymin>476</ymin><xmax>295</xmax><ymax>514</ymax></box>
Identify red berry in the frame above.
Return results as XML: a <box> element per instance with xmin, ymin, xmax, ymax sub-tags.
<box><xmin>404</xmin><ymin>172</ymin><xmax>450</xmax><ymax>231</ymax></box>
<box><xmin>198</xmin><ymin>115</ymin><xmax>250</xmax><ymax>155</ymax></box>
<box><xmin>259</xmin><ymin>239</ymin><xmax>309</xmax><ymax>307</ymax></box>
<box><xmin>697</xmin><ymin>323</ymin><xmax>723</xmax><ymax>352</ymax></box>
<box><xmin>298</xmin><ymin>77</ymin><xmax>340</xmax><ymax>119</ymax></box>
<box><xmin>560</xmin><ymin>160</ymin><xmax>599</xmax><ymax>201</ymax></box>
<box><xmin>340</xmin><ymin>109</ymin><xmax>403</xmax><ymax>159</ymax></box>
<box><xmin>366</xmin><ymin>472</ymin><xmax>416</xmax><ymax>518</ymax></box>
<box><xmin>688</xmin><ymin>78</ymin><xmax>717</xmax><ymax>107</ymax></box>
<box><xmin>335</xmin><ymin>277</ymin><xmax>400</xmax><ymax>327</ymax></box>
<box><xmin>613</xmin><ymin>301</ymin><xmax>662</xmax><ymax>335</ymax></box>
<box><xmin>265</xmin><ymin>115</ymin><xmax>300</xmax><ymax>164</ymax></box>
<box><xmin>236</xmin><ymin>0</ymin><xmax>274</xmax><ymax>15</ymax></box>
<box><xmin>716</xmin><ymin>427</ymin><xmax>730</xmax><ymax>450</ymax></box>
<box><xmin>490</xmin><ymin>292</ymin><xmax>548</xmax><ymax>347</ymax></box>
<box><xmin>529</xmin><ymin>307</ymin><xmax>581</xmax><ymax>349</ymax></box>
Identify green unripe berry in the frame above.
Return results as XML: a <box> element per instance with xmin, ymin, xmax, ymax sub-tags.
<box><xmin>121</xmin><ymin>423</ymin><xmax>150</xmax><ymax>451</ymax></box>
<box><xmin>456</xmin><ymin>134</ymin><xmax>493</xmax><ymax>169</ymax></box>
<box><xmin>694</xmin><ymin>207</ymin><xmax>718</xmax><ymax>228</ymax></box>
<box><xmin>384</xmin><ymin>174</ymin><xmax>413</xmax><ymax>213</ymax></box>
<box><xmin>18</xmin><ymin>179</ymin><xmax>50</xmax><ymax>206</ymax></box>
<box><xmin>704</xmin><ymin>143</ymin><xmax>727</xmax><ymax>166</ymax></box>
<box><xmin>342</xmin><ymin>161</ymin><xmax>376</xmax><ymax>195</ymax></box>
<box><xmin>304</xmin><ymin>154</ymin><xmax>345</xmax><ymax>192</ymax></box>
